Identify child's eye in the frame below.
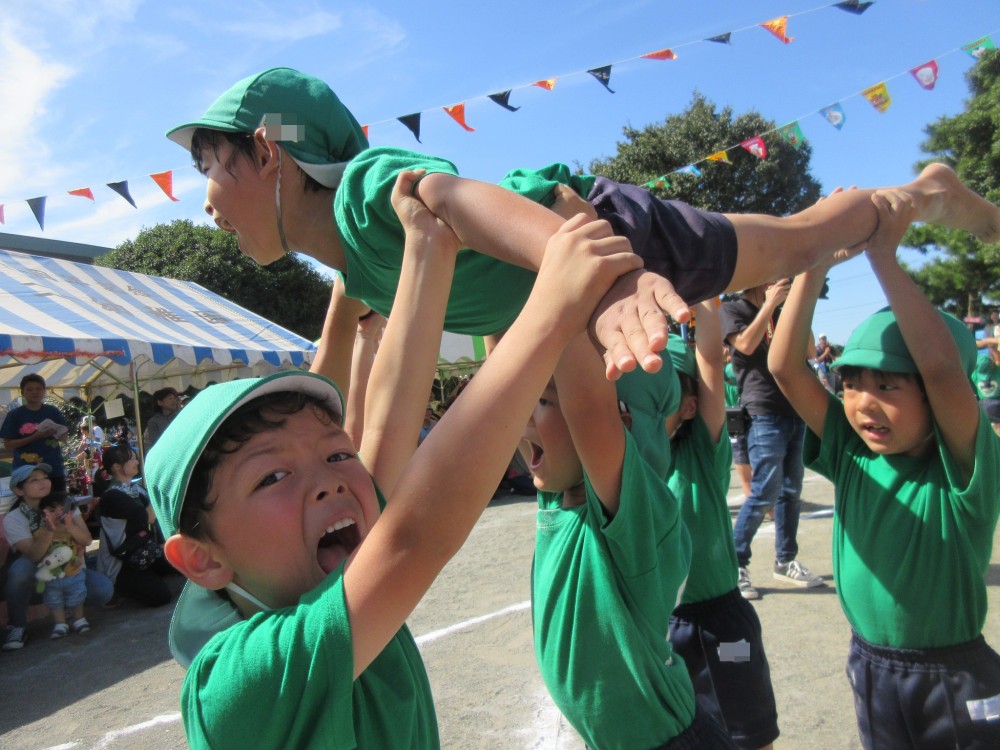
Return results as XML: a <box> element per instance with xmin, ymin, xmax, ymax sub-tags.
<box><xmin>327</xmin><ymin>451</ymin><xmax>356</xmax><ymax>463</ymax></box>
<box><xmin>539</xmin><ymin>397</ymin><xmax>551</xmax><ymax>407</ymax></box>
<box><xmin>877</xmin><ymin>382</ymin><xmax>897</xmax><ymax>392</ymax></box>
<box><xmin>257</xmin><ymin>471</ymin><xmax>289</xmax><ymax>489</ymax></box>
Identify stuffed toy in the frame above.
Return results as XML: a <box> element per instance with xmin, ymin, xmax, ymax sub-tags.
<box><xmin>35</xmin><ymin>545</ymin><xmax>76</xmax><ymax>593</ymax></box>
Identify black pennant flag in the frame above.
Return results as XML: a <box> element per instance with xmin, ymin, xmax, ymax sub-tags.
<box><xmin>707</xmin><ymin>33</ymin><xmax>732</xmax><ymax>45</ymax></box>
<box><xmin>397</xmin><ymin>113</ymin><xmax>422</xmax><ymax>143</ymax></box>
<box><xmin>26</xmin><ymin>197</ymin><xmax>46</xmax><ymax>230</ymax></box>
<box><xmin>834</xmin><ymin>0</ymin><xmax>874</xmax><ymax>14</ymax></box>
<box><xmin>107</xmin><ymin>181</ymin><xmax>137</xmax><ymax>208</ymax></box>
<box><xmin>488</xmin><ymin>90</ymin><xmax>520</xmax><ymax>112</ymax></box>
<box><xmin>587</xmin><ymin>65</ymin><xmax>615</xmax><ymax>94</ymax></box>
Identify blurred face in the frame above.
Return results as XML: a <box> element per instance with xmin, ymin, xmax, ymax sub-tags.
<box><xmin>521</xmin><ymin>383</ymin><xmax>583</xmax><ymax>496</ymax></box>
<box><xmin>841</xmin><ymin>369</ymin><xmax>933</xmax><ymax>457</ymax></box>
<box><xmin>157</xmin><ymin>392</ymin><xmax>181</xmax><ymax>415</ymax></box>
<box><xmin>20</xmin><ymin>381</ymin><xmax>46</xmax><ymax>407</ymax></box>
<box><xmin>203</xmin><ymin>406</ymin><xmax>380</xmax><ymax>610</ymax></box>
<box><xmin>117</xmin><ymin>452</ymin><xmax>140</xmax><ymax>480</ymax></box>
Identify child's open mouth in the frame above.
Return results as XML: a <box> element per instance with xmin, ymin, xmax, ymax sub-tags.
<box><xmin>527</xmin><ymin>442</ymin><xmax>544</xmax><ymax>471</ymax></box>
<box><xmin>316</xmin><ymin>519</ymin><xmax>362</xmax><ymax>574</ymax></box>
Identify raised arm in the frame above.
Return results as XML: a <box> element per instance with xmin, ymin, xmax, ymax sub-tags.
<box><xmin>309</xmin><ymin>275</ymin><xmax>373</xmax><ymax>415</ymax></box>
<box><xmin>345</xmin><ymin>213</ymin><xmax>642</xmax><ymax>677</ymax></box>
<box><xmin>694</xmin><ymin>300</ymin><xmax>727</xmax><ymax>442</ymax></box>
<box><xmin>727</xmin><ymin>281</ymin><xmax>788</xmax><ymax>356</ymax></box>
<box><xmin>865</xmin><ymin>190</ymin><xmax>979</xmax><ymax>481</ymax></box>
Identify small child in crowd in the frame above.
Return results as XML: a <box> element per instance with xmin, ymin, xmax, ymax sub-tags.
<box><xmin>522</xmin><ymin>328</ymin><xmax>735</xmax><ymax>747</ymax></box>
<box><xmin>664</xmin><ymin>302</ymin><xmax>779</xmax><ymax>750</ymax></box>
<box><xmin>144</xmin><ymin>171</ymin><xmax>640</xmax><ymax>748</ymax></box>
<box><xmin>168</xmin><ymin>67</ymin><xmax>1000</xmax><ymax>378</ymax></box>
<box><xmin>767</xmin><ymin>190</ymin><xmax>1000</xmax><ymax>749</ymax></box>
<box><xmin>36</xmin><ymin>494</ymin><xmax>90</xmax><ymax>639</ymax></box>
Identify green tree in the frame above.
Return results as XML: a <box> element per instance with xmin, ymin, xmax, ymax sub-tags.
<box><xmin>905</xmin><ymin>49</ymin><xmax>1000</xmax><ymax>316</ymax></box>
<box><xmin>96</xmin><ymin>220</ymin><xmax>333</xmax><ymax>340</ymax></box>
<box><xmin>588</xmin><ymin>92</ymin><xmax>822</xmax><ymax>214</ymax></box>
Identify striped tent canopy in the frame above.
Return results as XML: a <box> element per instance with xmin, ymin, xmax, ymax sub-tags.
<box><xmin>0</xmin><ymin>249</ymin><xmax>316</xmax><ymax>404</ymax></box>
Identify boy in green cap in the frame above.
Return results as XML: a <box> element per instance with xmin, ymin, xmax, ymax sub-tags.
<box><xmin>144</xmin><ymin>170</ymin><xmax>641</xmax><ymax>749</ymax></box>
<box><xmin>167</xmin><ymin>67</ymin><xmax>1000</xmax><ymax>380</ymax></box>
<box><xmin>767</xmin><ymin>189</ymin><xmax>1000</xmax><ymax>749</ymax></box>
<box><xmin>664</xmin><ymin>303</ymin><xmax>779</xmax><ymax>750</ymax></box>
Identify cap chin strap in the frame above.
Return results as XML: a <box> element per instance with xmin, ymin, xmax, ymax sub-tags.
<box><xmin>275</xmin><ymin>148</ymin><xmax>293</xmax><ymax>256</ymax></box>
<box><xmin>226</xmin><ymin>582</ymin><xmax>272</xmax><ymax>613</ymax></box>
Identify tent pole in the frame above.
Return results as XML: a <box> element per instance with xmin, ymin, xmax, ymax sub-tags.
<box><xmin>130</xmin><ymin>360</ymin><xmax>147</xmax><ymax>477</ymax></box>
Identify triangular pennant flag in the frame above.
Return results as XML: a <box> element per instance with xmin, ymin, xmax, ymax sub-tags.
<box><xmin>107</xmin><ymin>180</ymin><xmax>137</xmax><ymax>208</ymax></box>
<box><xmin>362</xmin><ymin>125</ymin><xmax>369</xmax><ymax>140</ymax></box>
<box><xmin>533</xmin><ymin>79</ymin><xmax>557</xmax><ymax>91</ymax></box>
<box><xmin>741</xmin><ymin>136</ymin><xmax>768</xmax><ymax>159</ymax></box>
<box><xmin>150</xmin><ymin>171</ymin><xmax>180</xmax><ymax>202</ymax></box>
<box><xmin>26</xmin><ymin>197</ymin><xmax>46</xmax><ymax>230</ymax></box>
<box><xmin>706</xmin><ymin>151</ymin><xmax>731</xmax><ymax>165</ymax></box>
<box><xmin>910</xmin><ymin>60</ymin><xmax>939</xmax><ymax>91</ymax></box>
<box><xmin>674</xmin><ymin>164</ymin><xmax>702</xmax><ymax>177</ymax></box>
<box><xmin>443</xmin><ymin>103</ymin><xmax>475</xmax><ymax>132</ymax></box>
<box><xmin>641</xmin><ymin>48</ymin><xmax>677</xmax><ymax>61</ymax></box>
<box><xmin>820</xmin><ymin>103</ymin><xmax>847</xmax><ymax>130</ymax></box>
<box><xmin>488</xmin><ymin>90</ymin><xmax>520</xmax><ymax>112</ymax></box>
<box><xmin>963</xmin><ymin>37</ymin><xmax>996</xmax><ymax>60</ymax></box>
<box><xmin>68</xmin><ymin>187</ymin><xmax>95</xmax><ymax>201</ymax></box>
<box><xmin>587</xmin><ymin>65</ymin><xmax>615</xmax><ymax>94</ymax></box>
<box><xmin>397</xmin><ymin>113</ymin><xmax>422</xmax><ymax>143</ymax></box>
<box><xmin>760</xmin><ymin>17</ymin><xmax>793</xmax><ymax>44</ymax></box>
<box><xmin>862</xmin><ymin>82</ymin><xmax>892</xmax><ymax>113</ymax></box>
<box><xmin>834</xmin><ymin>0</ymin><xmax>874</xmax><ymax>14</ymax></box>
<box><xmin>706</xmin><ymin>33</ymin><xmax>732</xmax><ymax>45</ymax></box>
<box><xmin>0</xmin><ymin>205</ymin><xmax>5</xmax><ymax>225</ymax></box>
<box><xmin>645</xmin><ymin>177</ymin><xmax>670</xmax><ymax>190</ymax></box>
<box><xmin>778</xmin><ymin>122</ymin><xmax>806</xmax><ymax>150</ymax></box>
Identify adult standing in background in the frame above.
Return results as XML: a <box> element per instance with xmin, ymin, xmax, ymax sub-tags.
<box><xmin>142</xmin><ymin>387</ymin><xmax>181</xmax><ymax>450</ymax></box>
<box><xmin>0</xmin><ymin>374</ymin><xmax>69</xmax><ymax>494</ymax></box>
<box><xmin>721</xmin><ymin>280</ymin><xmax>824</xmax><ymax>600</ymax></box>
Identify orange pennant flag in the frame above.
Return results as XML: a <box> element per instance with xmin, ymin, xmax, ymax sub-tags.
<box><xmin>707</xmin><ymin>151</ymin><xmax>731</xmax><ymax>165</ymax></box>
<box><xmin>862</xmin><ymin>82</ymin><xmax>892</xmax><ymax>113</ymax></box>
<box><xmin>362</xmin><ymin>125</ymin><xmax>369</xmax><ymax>140</ymax></box>
<box><xmin>150</xmin><ymin>170</ymin><xmax>180</xmax><ymax>202</ymax></box>
<box><xmin>68</xmin><ymin>187</ymin><xmax>95</xmax><ymax>201</ymax></box>
<box><xmin>641</xmin><ymin>48</ymin><xmax>677</xmax><ymax>61</ymax></box>
<box><xmin>443</xmin><ymin>103</ymin><xmax>475</xmax><ymax>132</ymax></box>
<box><xmin>533</xmin><ymin>79</ymin><xmax>557</xmax><ymax>91</ymax></box>
<box><xmin>760</xmin><ymin>17</ymin><xmax>793</xmax><ymax>44</ymax></box>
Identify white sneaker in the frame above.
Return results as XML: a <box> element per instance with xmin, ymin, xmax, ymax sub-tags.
<box><xmin>3</xmin><ymin>626</ymin><xmax>26</xmax><ymax>651</ymax></box>
<box><xmin>738</xmin><ymin>567</ymin><xmax>760</xmax><ymax>600</ymax></box>
<box><xmin>773</xmin><ymin>560</ymin><xmax>824</xmax><ymax>588</ymax></box>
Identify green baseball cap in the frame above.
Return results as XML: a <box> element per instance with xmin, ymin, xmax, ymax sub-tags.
<box><xmin>665</xmin><ymin>336</ymin><xmax>696</xmax><ymax>379</ymax></box>
<box><xmin>145</xmin><ymin>370</ymin><xmax>344</xmax><ymax>668</ymax></box>
<box><xmin>166</xmin><ymin>67</ymin><xmax>369</xmax><ymax>189</ymax></box>
<box><xmin>833</xmin><ymin>306</ymin><xmax>977</xmax><ymax>378</ymax></box>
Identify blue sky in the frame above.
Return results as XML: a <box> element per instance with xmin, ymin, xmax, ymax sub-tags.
<box><xmin>2</xmin><ymin>0</ymin><xmax>998</xmax><ymax>344</ymax></box>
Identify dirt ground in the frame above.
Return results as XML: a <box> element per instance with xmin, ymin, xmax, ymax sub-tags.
<box><xmin>1</xmin><ymin>468</ymin><xmax>998</xmax><ymax>749</ymax></box>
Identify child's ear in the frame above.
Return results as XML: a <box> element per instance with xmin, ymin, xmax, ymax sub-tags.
<box><xmin>680</xmin><ymin>394</ymin><xmax>698</xmax><ymax>420</ymax></box>
<box><xmin>164</xmin><ymin>534</ymin><xmax>234</xmax><ymax>591</ymax></box>
<box><xmin>252</xmin><ymin>126</ymin><xmax>280</xmax><ymax>176</ymax></box>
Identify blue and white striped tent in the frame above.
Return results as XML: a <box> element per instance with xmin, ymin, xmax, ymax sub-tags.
<box><xmin>0</xmin><ymin>249</ymin><xmax>316</xmax><ymax>404</ymax></box>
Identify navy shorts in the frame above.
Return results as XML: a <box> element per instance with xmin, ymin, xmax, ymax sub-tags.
<box><xmin>587</xmin><ymin>178</ymin><xmax>738</xmax><ymax>304</ymax></box>
<box><xmin>731</xmin><ymin>431</ymin><xmax>749</xmax><ymax>465</ymax></box>
<box><xmin>847</xmin><ymin>632</ymin><xmax>1000</xmax><ymax>750</ymax></box>
<box><xmin>981</xmin><ymin>398</ymin><xmax>1000</xmax><ymax>424</ymax></box>
<box><xmin>669</xmin><ymin>588</ymin><xmax>779</xmax><ymax>750</ymax></box>
<box><xmin>656</xmin><ymin>710</ymin><xmax>738</xmax><ymax>750</ymax></box>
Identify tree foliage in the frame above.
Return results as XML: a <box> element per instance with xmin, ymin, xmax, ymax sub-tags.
<box><xmin>905</xmin><ymin>49</ymin><xmax>1000</xmax><ymax>315</ymax></box>
<box><xmin>96</xmin><ymin>220</ymin><xmax>333</xmax><ymax>340</ymax></box>
<box><xmin>588</xmin><ymin>92</ymin><xmax>822</xmax><ymax>214</ymax></box>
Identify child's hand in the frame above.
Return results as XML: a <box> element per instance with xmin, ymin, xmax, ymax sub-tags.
<box><xmin>550</xmin><ymin>184</ymin><xmax>598</xmax><ymax>221</ymax></box>
<box><xmin>866</xmin><ymin>189</ymin><xmax>917</xmax><ymax>263</ymax></box>
<box><xmin>533</xmin><ymin>213</ymin><xmax>643</xmax><ymax>344</ymax></box>
<box><xmin>42</xmin><ymin>507</ymin><xmax>66</xmax><ymax>531</ymax></box>
<box><xmin>390</xmin><ymin>170</ymin><xmax>461</xmax><ymax>257</ymax></box>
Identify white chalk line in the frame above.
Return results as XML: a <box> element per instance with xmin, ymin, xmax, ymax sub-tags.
<box><xmin>415</xmin><ymin>599</ymin><xmax>531</xmax><ymax>645</ymax></box>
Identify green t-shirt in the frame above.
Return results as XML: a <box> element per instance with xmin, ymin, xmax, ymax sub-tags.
<box><xmin>181</xmin><ymin>566</ymin><xmax>439</xmax><ymax>749</ymax></box>
<box><xmin>974</xmin><ymin>356</ymin><xmax>1000</xmax><ymax>400</ymax></box>
<box><xmin>805</xmin><ymin>393</ymin><xmax>1000</xmax><ymax>648</ymax></box>
<box><xmin>615</xmin><ymin>358</ymin><xmax>680</xmax><ymax>480</ymax></box>
<box><xmin>668</xmin><ymin>415</ymin><xmax>740</xmax><ymax>604</ymax></box>
<box><xmin>334</xmin><ymin>147</ymin><xmax>594</xmax><ymax>336</ymax></box>
<box><xmin>532</xmin><ymin>432</ymin><xmax>695</xmax><ymax>749</ymax></box>
<box><xmin>723</xmin><ymin>363</ymin><xmax>740</xmax><ymax>408</ymax></box>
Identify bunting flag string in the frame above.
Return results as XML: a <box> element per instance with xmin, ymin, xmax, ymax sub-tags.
<box><xmin>107</xmin><ymin>181</ymin><xmax>137</xmax><ymax>209</ymax></box>
<box><xmin>443</xmin><ymin>103</ymin><xmax>476</xmax><ymax>132</ymax></box>
<box><xmin>68</xmin><ymin>188</ymin><xmax>95</xmax><ymax>201</ymax></box>
<box><xmin>150</xmin><ymin>171</ymin><xmax>180</xmax><ymax>202</ymax></box>
<box><xmin>26</xmin><ymin>197</ymin><xmax>46</xmax><ymax>230</ymax></box>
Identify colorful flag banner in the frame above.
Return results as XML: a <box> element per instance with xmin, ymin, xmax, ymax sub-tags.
<box><xmin>398</xmin><ymin>113</ymin><xmax>422</xmax><ymax>142</ymax></box>
<box><xmin>107</xmin><ymin>181</ymin><xmax>137</xmax><ymax>209</ymax></box>
<box><xmin>645</xmin><ymin>177</ymin><xmax>670</xmax><ymax>189</ymax></box>
<box><xmin>443</xmin><ymin>103</ymin><xmax>475</xmax><ymax>132</ymax></box>
<box><xmin>488</xmin><ymin>90</ymin><xmax>520</xmax><ymax>112</ymax></box>
<box><xmin>910</xmin><ymin>60</ymin><xmax>940</xmax><ymax>90</ymax></box>
<box><xmin>587</xmin><ymin>66</ymin><xmax>615</xmax><ymax>94</ymax></box>
<box><xmin>641</xmin><ymin>48</ymin><xmax>677</xmax><ymax>61</ymax></box>
<box><xmin>68</xmin><ymin>187</ymin><xmax>95</xmax><ymax>201</ymax></box>
<box><xmin>150</xmin><ymin>171</ymin><xmax>180</xmax><ymax>202</ymax></box>
<box><xmin>760</xmin><ymin>17</ymin><xmax>794</xmax><ymax>44</ymax></box>
<box><xmin>834</xmin><ymin>0</ymin><xmax>874</xmax><ymax>14</ymax></box>
<box><xmin>741</xmin><ymin>136</ymin><xmax>768</xmax><ymax>159</ymax></box>
<box><xmin>778</xmin><ymin>121</ymin><xmax>806</xmax><ymax>149</ymax></box>
<box><xmin>862</xmin><ymin>82</ymin><xmax>892</xmax><ymax>112</ymax></box>
<box><xmin>706</xmin><ymin>33</ymin><xmax>732</xmax><ymax>45</ymax></box>
<box><xmin>706</xmin><ymin>151</ymin><xmax>731</xmax><ymax>164</ymax></box>
<box><xmin>26</xmin><ymin>197</ymin><xmax>46</xmax><ymax>230</ymax></box>
<box><xmin>674</xmin><ymin>164</ymin><xmax>702</xmax><ymax>177</ymax></box>
<box><xmin>963</xmin><ymin>37</ymin><xmax>996</xmax><ymax>60</ymax></box>
<box><xmin>362</xmin><ymin>125</ymin><xmax>369</xmax><ymax>139</ymax></box>
<box><xmin>820</xmin><ymin>103</ymin><xmax>847</xmax><ymax>129</ymax></box>
<box><xmin>533</xmin><ymin>79</ymin><xmax>557</xmax><ymax>91</ymax></box>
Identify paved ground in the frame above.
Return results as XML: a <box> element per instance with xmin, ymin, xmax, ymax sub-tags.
<box><xmin>1</xmin><ymin>468</ymin><xmax>998</xmax><ymax>749</ymax></box>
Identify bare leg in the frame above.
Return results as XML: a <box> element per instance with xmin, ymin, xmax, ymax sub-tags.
<box><xmin>725</xmin><ymin>163</ymin><xmax>1000</xmax><ymax>292</ymax></box>
<box><xmin>735</xmin><ymin>461</ymin><xmax>752</xmax><ymax>498</ymax></box>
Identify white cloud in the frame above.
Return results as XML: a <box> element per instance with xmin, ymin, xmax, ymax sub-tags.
<box><xmin>223</xmin><ymin>9</ymin><xmax>344</xmax><ymax>43</ymax></box>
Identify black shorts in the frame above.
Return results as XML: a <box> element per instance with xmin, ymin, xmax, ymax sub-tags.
<box><xmin>981</xmin><ymin>398</ymin><xmax>1000</xmax><ymax>424</ymax></box>
<box><xmin>656</xmin><ymin>710</ymin><xmax>738</xmax><ymax>750</ymax></box>
<box><xmin>847</xmin><ymin>632</ymin><xmax>1000</xmax><ymax>750</ymax></box>
<box><xmin>587</xmin><ymin>178</ymin><xmax>738</xmax><ymax>304</ymax></box>
<box><xmin>669</xmin><ymin>588</ymin><xmax>779</xmax><ymax>750</ymax></box>
<box><xmin>730</xmin><ymin>431</ymin><xmax>749</xmax><ymax>465</ymax></box>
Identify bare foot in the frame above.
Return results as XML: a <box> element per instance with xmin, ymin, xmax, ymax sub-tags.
<box><xmin>912</xmin><ymin>163</ymin><xmax>1000</xmax><ymax>243</ymax></box>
